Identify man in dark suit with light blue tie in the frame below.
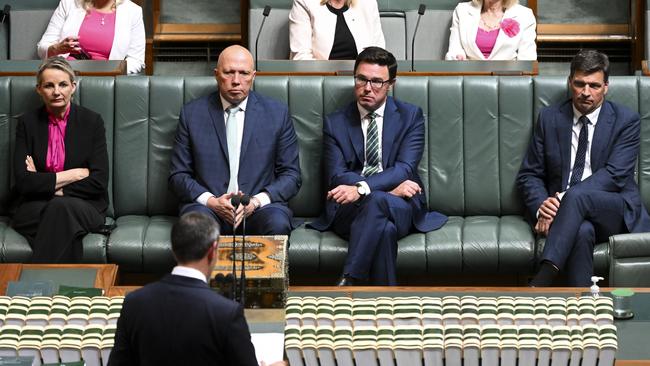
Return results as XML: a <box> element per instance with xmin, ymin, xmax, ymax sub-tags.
<box><xmin>169</xmin><ymin>45</ymin><xmax>301</xmax><ymax>235</ymax></box>
<box><xmin>309</xmin><ymin>47</ymin><xmax>447</xmax><ymax>286</ymax></box>
<box><xmin>518</xmin><ymin>50</ymin><xmax>650</xmax><ymax>286</ymax></box>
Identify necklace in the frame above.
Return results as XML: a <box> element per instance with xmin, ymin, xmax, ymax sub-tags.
<box><xmin>480</xmin><ymin>17</ymin><xmax>501</xmax><ymax>30</ymax></box>
<box><xmin>100</xmin><ymin>15</ymin><xmax>105</xmax><ymax>25</ymax></box>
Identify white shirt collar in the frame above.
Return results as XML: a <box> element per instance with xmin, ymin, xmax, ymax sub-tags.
<box><xmin>171</xmin><ymin>266</ymin><xmax>208</xmax><ymax>283</ymax></box>
<box><xmin>357</xmin><ymin>100</ymin><xmax>387</xmax><ymax>120</ymax></box>
<box><xmin>220</xmin><ymin>95</ymin><xmax>249</xmax><ymax>112</ymax></box>
<box><xmin>572</xmin><ymin>103</ymin><xmax>601</xmax><ymax>126</ymax></box>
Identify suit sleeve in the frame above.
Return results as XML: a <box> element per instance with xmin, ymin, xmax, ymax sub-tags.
<box><xmin>322</xmin><ymin>115</ymin><xmax>365</xmax><ymax>187</ymax></box>
<box><xmin>517</xmin><ymin>111</ymin><xmax>551</xmax><ymax>219</ymax></box>
<box><xmin>365</xmin><ymin>107</ymin><xmax>425</xmax><ymax>192</ymax></box>
<box><xmin>289</xmin><ymin>0</ymin><xmax>316</xmax><ymax>60</ymax></box>
<box><xmin>262</xmin><ymin>106</ymin><xmax>302</xmax><ymax>202</ymax></box>
<box><xmin>37</xmin><ymin>0</ymin><xmax>70</xmax><ymax>60</ymax></box>
<box><xmin>516</xmin><ymin>8</ymin><xmax>537</xmax><ymax>61</ymax></box>
<box><xmin>13</xmin><ymin>116</ymin><xmax>57</xmax><ymax>197</ymax></box>
<box><xmin>225</xmin><ymin>304</ymin><xmax>259</xmax><ymax>366</ymax></box>
<box><xmin>445</xmin><ymin>5</ymin><xmax>466</xmax><ymax>60</ymax></box>
<box><xmin>125</xmin><ymin>4</ymin><xmax>146</xmax><ymax>74</ymax></box>
<box><xmin>574</xmin><ymin>110</ymin><xmax>640</xmax><ymax>193</ymax></box>
<box><xmin>107</xmin><ymin>299</ymin><xmax>137</xmax><ymax>366</ymax></box>
<box><xmin>368</xmin><ymin>0</ymin><xmax>385</xmax><ymax>48</ymax></box>
<box><xmin>169</xmin><ymin>106</ymin><xmax>212</xmax><ymax>202</ymax></box>
<box><xmin>62</xmin><ymin>114</ymin><xmax>109</xmax><ymax>199</ymax></box>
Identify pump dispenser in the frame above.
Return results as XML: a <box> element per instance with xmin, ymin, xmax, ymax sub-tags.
<box><xmin>590</xmin><ymin>276</ymin><xmax>604</xmax><ymax>298</ymax></box>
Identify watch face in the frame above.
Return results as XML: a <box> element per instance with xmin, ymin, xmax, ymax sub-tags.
<box><xmin>357</xmin><ymin>185</ymin><xmax>366</xmax><ymax>195</ymax></box>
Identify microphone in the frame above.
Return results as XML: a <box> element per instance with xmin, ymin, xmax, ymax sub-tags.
<box><xmin>411</xmin><ymin>4</ymin><xmax>426</xmax><ymax>72</ymax></box>
<box><xmin>230</xmin><ymin>194</ymin><xmax>241</xmax><ymax>300</ymax></box>
<box><xmin>1</xmin><ymin>5</ymin><xmax>10</xmax><ymax>24</ymax></box>
<box><xmin>254</xmin><ymin>5</ymin><xmax>272</xmax><ymax>71</ymax></box>
<box><xmin>239</xmin><ymin>194</ymin><xmax>251</xmax><ymax>307</ymax></box>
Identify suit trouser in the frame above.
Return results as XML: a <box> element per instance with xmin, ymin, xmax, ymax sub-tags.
<box><xmin>183</xmin><ymin>202</ymin><xmax>292</xmax><ymax>235</ymax></box>
<box><xmin>12</xmin><ymin>197</ymin><xmax>104</xmax><ymax>263</ymax></box>
<box><xmin>543</xmin><ymin>189</ymin><xmax>627</xmax><ymax>286</ymax></box>
<box><xmin>330</xmin><ymin>191</ymin><xmax>413</xmax><ymax>285</ymax></box>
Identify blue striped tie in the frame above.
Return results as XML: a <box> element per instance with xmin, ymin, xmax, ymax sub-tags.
<box><xmin>569</xmin><ymin>115</ymin><xmax>590</xmax><ymax>188</ymax></box>
<box><xmin>362</xmin><ymin>112</ymin><xmax>380</xmax><ymax>176</ymax></box>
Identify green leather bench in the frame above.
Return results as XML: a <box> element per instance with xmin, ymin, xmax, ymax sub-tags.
<box><xmin>1</xmin><ymin>75</ymin><xmax>649</xmax><ymax>285</ymax></box>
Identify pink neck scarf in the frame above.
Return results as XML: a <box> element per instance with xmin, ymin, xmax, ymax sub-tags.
<box><xmin>45</xmin><ymin>105</ymin><xmax>71</xmax><ymax>173</ymax></box>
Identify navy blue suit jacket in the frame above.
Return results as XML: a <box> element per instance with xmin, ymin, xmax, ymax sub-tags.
<box><xmin>310</xmin><ymin>97</ymin><xmax>447</xmax><ymax>232</ymax></box>
<box><xmin>517</xmin><ymin>99</ymin><xmax>650</xmax><ymax>233</ymax></box>
<box><xmin>108</xmin><ymin>274</ymin><xmax>258</xmax><ymax>366</ymax></box>
<box><xmin>169</xmin><ymin>90</ymin><xmax>301</xmax><ymax>213</ymax></box>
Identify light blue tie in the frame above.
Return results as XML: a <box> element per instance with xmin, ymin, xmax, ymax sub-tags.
<box><xmin>226</xmin><ymin>105</ymin><xmax>241</xmax><ymax>193</ymax></box>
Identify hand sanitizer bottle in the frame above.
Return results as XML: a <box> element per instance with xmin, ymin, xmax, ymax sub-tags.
<box><xmin>590</xmin><ymin>276</ymin><xmax>604</xmax><ymax>298</ymax></box>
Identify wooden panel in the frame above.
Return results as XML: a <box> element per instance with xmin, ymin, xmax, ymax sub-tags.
<box><xmin>538</xmin><ymin>24</ymin><xmax>630</xmax><ymax>35</ymax></box>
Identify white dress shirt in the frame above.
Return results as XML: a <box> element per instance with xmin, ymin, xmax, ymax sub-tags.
<box><xmin>566</xmin><ymin>105</ymin><xmax>600</xmax><ymax>189</ymax></box>
<box><xmin>171</xmin><ymin>265</ymin><xmax>207</xmax><ymax>283</ymax></box>
<box><xmin>356</xmin><ymin>100</ymin><xmax>387</xmax><ymax>193</ymax></box>
<box><xmin>196</xmin><ymin>96</ymin><xmax>271</xmax><ymax>208</ymax></box>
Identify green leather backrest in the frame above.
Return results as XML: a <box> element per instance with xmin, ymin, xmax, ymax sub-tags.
<box><xmin>0</xmin><ymin>75</ymin><xmax>646</xmax><ymax>220</ymax></box>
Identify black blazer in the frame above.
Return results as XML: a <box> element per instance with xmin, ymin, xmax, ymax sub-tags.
<box><xmin>108</xmin><ymin>274</ymin><xmax>259</xmax><ymax>366</ymax></box>
<box><xmin>13</xmin><ymin>103</ymin><xmax>109</xmax><ymax>213</ymax></box>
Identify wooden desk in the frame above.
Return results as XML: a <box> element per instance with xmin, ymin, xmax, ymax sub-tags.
<box><xmin>256</xmin><ymin>60</ymin><xmax>538</xmax><ymax>76</ymax></box>
<box><xmin>0</xmin><ymin>60</ymin><xmax>127</xmax><ymax>76</ymax></box>
<box><xmin>289</xmin><ymin>286</ymin><xmax>650</xmax><ymax>366</ymax></box>
<box><xmin>0</xmin><ymin>263</ymin><xmax>118</xmax><ymax>295</ymax></box>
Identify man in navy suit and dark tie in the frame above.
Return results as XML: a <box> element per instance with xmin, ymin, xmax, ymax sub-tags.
<box><xmin>518</xmin><ymin>50</ymin><xmax>650</xmax><ymax>286</ymax></box>
<box><xmin>309</xmin><ymin>47</ymin><xmax>447</xmax><ymax>286</ymax></box>
<box><xmin>169</xmin><ymin>45</ymin><xmax>301</xmax><ymax>235</ymax></box>
<box><xmin>109</xmin><ymin>212</ymin><xmax>286</xmax><ymax>366</ymax></box>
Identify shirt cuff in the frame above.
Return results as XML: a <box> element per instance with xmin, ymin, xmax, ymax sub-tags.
<box><xmin>357</xmin><ymin>181</ymin><xmax>371</xmax><ymax>194</ymax></box>
<box><xmin>197</xmin><ymin>192</ymin><xmax>214</xmax><ymax>206</ymax></box>
<box><xmin>556</xmin><ymin>191</ymin><xmax>565</xmax><ymax>201</ymax></box>
<box><xmin>254</xmin><ymin>192</ymin><xmax>271</xmax><ymax>208</ymax></box>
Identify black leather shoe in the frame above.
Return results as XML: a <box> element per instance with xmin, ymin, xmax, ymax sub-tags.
<box><xmin>336</xmin><ymin>275</ymin><xmax>357</xmax><ymax>286</ymax></box>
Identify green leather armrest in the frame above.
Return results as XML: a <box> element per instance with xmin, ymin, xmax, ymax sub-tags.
<box><xmin>609</xmin><ymin>233</ymin><xmax>650</xmax><ymax>287</ymax></box>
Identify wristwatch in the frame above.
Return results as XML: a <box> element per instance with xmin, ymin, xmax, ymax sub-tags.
<box><xmin>355</xmin><ymin>182</ymin><xmax>368</xmax><ymax>196</ymax></box>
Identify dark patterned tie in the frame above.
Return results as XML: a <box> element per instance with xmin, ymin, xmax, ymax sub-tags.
<box><xmin>362</xmin><ymin>112</ymin><xmax>380</xmax><ymax>176</ymax></box>
<box><xmin>569</xmin><ymin>115</ymin><xmax>590</xmax><ymax>188</ymax></box>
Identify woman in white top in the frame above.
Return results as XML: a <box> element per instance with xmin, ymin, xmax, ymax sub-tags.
<box><xmin>37</xmin><ymin>0</ymin><xmax>145</xmax><ymax>74</ymax></box>
<box><xmin>445</xmin><ymin>0</ymin><xmax>536</xmax><ymax>61</ymax></box>
<box><xmin>289</xmin><ymin>0</ymin><xmax>385</xmax><ymax>60</ymax></box>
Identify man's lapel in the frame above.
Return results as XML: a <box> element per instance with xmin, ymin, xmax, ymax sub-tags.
<box><xmin>240</xmin><ymin>91</ymin><xmax>258</xmax><ymax>162</ymax></box>
<box><xmin>381</xmin><ymin>97</ymin><xmax>399</xmax><ymax>168</ymax></box>
<box><xmin>207</xmin><ymin>92</ymin><xmax>229</xmax><ymax>161</ymax></box>
<box><xmin>346</xmin><ymin>103</ymin><xmax>365</xmax><ymax>165</ymax></box>
<box><xmin>557</xmin><ymin>101</ymin><xmax>573</xmax><ymax>188</ymax></box>
<box><xmin>591</xmin><ymin>101</ymin><xmax>615</xmax><ymax>170</ymax></box>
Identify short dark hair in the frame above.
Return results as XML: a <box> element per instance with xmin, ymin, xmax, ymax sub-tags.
<box><xmin>354</xmin><ymin>47</ymin><xmax>398</xmax><ymax>81</ymax></box>
<box><xmin>171</xmin><ymin>212</ymin><xmax>220</xmax><ymax>264</ymax></box>
<box><xmin>569</xmin><ymin>49</ymin><xmax>610</xmax><ymax>83</ymax></box>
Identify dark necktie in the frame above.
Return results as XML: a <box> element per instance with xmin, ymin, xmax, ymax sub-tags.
<box><xmin>362</xmin><ymin>112</ymin><xmax>380</xmax><ymax>176</ymax></box>
<box><xmin>569</xmin><ymin>115</ymin><xmax>590</xmax><ymax>188</ymax></box>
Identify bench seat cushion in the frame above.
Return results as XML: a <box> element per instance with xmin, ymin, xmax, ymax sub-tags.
<box><xmin>289</xmin><ymin>215</ymin><xmax>536</xmax><ymax>277</ymax></box>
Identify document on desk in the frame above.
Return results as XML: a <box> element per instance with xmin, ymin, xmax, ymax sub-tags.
<box><xmin>252</xmin><ymin>333</ymin><xmax>284</xmax><ymax>364</ymax></box>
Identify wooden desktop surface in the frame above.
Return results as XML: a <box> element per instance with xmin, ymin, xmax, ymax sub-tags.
<box><xmin>256</xmin><ymin>60</ymin><xmax>538</xmax><ymax>76</ymax></box>
<box><xmin>0</xmin><ymin>263</ymin><xmax>118</xmax><ymax>295</ymax></box>
<box><xmin>0</xmin><ymin>60</ymin><xmax>127</xmax><ymax>76</ymax></box>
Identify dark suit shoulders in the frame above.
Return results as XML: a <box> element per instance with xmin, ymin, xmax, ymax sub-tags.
<box><xmin>389</xmin><ymin>96</ymin><xmax>421</xmax><ymax>115</ymax></box>
<box><xmin>248</xmin><ymin>90</ymin><xmax>289</xmax><ymax>112</ymax></box>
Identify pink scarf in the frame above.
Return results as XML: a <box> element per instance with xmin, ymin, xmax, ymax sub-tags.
<box><xmin>45</xmin><ymin>105</ymin><xmax>71</xmax><ymax>173</ymax></box>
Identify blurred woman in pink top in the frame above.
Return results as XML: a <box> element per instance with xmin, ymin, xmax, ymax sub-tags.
<box><xmin>37</xmin><ymin>0</ymin><xmax>145</xmax><ymax>74</ymax></box>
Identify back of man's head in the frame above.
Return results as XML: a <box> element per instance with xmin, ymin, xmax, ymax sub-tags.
<box><xmin>354</xmin><ymin>46</ymin><xmax>398</xmax><ymax>81</ymax></box>
<box><xmin>570</xmin><ymin>49</ymin><xmax>610</xmax><ymax>83</ymax></box>
<box><xmin>171</xmin><ymin>212</ymin><xmax>220</xmax><ymax>264</ymax></box>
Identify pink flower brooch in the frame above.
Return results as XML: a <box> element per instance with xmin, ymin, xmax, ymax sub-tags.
<box><xmin>500</xmin><ymin>18</ymin><xmax>520</xmax><ymax>37</ymax></box>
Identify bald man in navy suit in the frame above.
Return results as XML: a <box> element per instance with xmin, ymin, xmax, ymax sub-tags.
<box><xmin>518</xmin><ymin>50</ymin><xmax>650</xmax><ymax>286</ymax></box>
<box><xmin>169</xmin><ymin>45</ymin><xmax>301</xmax><ymax>236</ymax></box>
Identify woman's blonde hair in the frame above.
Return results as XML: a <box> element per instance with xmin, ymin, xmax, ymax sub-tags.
<box><xmin>37</xmin><ymin>57</ymin><xmax>76</xmax><ymax>85</ymax></box>
<box><xmin>320</xmin><ymin>0</ymin><xmax>355</xmax><ymax>6</ymax></box>
<box><xmin>78</xmin><ymin>0</ymin><xmax>123</xmax><ymax>11</ymax></box>
<box><xmin>472</xmin><ymin>0</ymin><xmax>519</xmax><ymax>10</ymax></box>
